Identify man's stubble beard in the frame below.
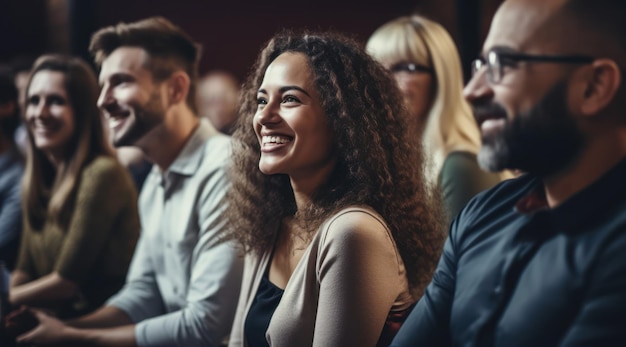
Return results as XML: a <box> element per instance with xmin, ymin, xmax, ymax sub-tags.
<box><xmin>477</xmin><ymin>80</ymin><xmax>585</xmax><ymax>177</ymax></box>
<box><xmin>113</xmin><ymin>91</ymin><xmax>165</xmax><ymax>148</ymax></box>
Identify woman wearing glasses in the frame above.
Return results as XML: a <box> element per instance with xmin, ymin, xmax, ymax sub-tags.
<box><xmin>367</xmin><ymin>15</ymin><xmax>511</xmax><ymax>220</ymax></box>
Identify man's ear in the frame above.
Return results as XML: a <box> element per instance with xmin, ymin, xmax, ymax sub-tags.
<box><xmin>166</xmin><ymin>70</ymin><xmax>191</xmax><ymax>106</ymax></box>
<box><xmin>578</xmin><ymin>59</ymin><xmax>621</xmax><ymax>116</ymax></box>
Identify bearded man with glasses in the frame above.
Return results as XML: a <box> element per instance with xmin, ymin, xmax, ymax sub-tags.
<box><xmin>390</xmin><ymin>0</ymin><xmax>626</xmax><ymax>346</ymax></box>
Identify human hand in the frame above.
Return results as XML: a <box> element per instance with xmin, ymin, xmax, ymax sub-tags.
<box><xmin>15</xmin><ymin>309</ymin><xmax>72</xmax><ymax>345</ymax></box>
<box><xmin>4</xmin><ymin>306</ymin><xmax>38</xmax><ymax>338</ymax></box>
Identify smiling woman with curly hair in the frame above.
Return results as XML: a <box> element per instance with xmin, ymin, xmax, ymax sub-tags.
<box><xmin>226</xmin><ymin>31</ymin><xmax>445</xmax><ymax>347</ymax></box>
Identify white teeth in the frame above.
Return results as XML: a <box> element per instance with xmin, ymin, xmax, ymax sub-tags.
<box><xmin>109</xmin><ymin>118</ymin><xmax>123</xmax><ymax>129</ymax></box>
<box><xmin>32</xmin><ymin>122</ymin><xmax>56</xmax><ymax>133</ymax></box>
<box><xmin>262</xmin><ymin>135</ymin><xmax>291</xmax><ymax>144</ymax></box>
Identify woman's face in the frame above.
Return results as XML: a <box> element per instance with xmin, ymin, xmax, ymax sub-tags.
<box><xmin>25</xmin><ymin>70</ymin><xmax>75</xmax><ymax>158</ymax></box>
<box><xmin>253</xmin><ymin>52</ymin><xmax>335</xmax><ymax>182</ymax></box>
<box><xmin>382</xmin><ymin>59</ymin><xmax>435</xmax><ymax>134</ymax></box>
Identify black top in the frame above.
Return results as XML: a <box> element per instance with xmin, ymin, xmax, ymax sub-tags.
<box><xmin>244</xmin><ymin>272</ymin><xmax>284</xmax><ymax>347</ymax></box>
<box><xmin>392</xmin><ymin>157</ymin><xmax>626</xmax><ymax>347</ymax></box>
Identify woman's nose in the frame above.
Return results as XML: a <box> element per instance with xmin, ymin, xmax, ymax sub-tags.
<box><xmin>256</xmin><ymin>101</ymin><xmax>281</xmax><ymax>126</ymax></box>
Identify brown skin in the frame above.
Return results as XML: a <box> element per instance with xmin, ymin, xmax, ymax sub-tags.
<box><xmin>464</xmin><ymin>0</ymin><xmax>626</xmax><ymax>208</ymax></box>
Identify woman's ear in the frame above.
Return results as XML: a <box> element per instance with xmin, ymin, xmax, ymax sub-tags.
<box><xmin>578</xmin><ymin>59</ymin><xmax>621</xmax><ymax>117</ymax></box>
<box><xmin>167</xmin><ymin>70</ymin><xmax>191</xmax><ymax>106</ymax></box>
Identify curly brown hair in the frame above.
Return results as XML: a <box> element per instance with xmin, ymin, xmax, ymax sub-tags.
<box><xmin>226</xmin><ymin>30</ymin><xmax>445</xmax><ymax>295</ymax></box>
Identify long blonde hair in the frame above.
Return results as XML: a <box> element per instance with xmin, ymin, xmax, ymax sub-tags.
<box><xmin>366</xmin><ymin>15</ymin><xmax>482</xmax><ymax>183</ymax></box>
<box><xmin>23</xmin><ymin>55</ymin><xmax>113</xmax><ymax>229</ymax></box>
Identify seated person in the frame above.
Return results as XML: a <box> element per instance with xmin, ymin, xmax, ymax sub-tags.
<box><xmin>366</xmin><ymin>15</ymin><xmax>512</xmax><ymax>221</ymax></box>
<box><xmin>227</xmin><ymin>31</ymin><xmax>445</xmax><ymax>346</ymax></box>
<box><xmin>197</xmin><ymin>70</ymin><xmax>241</xmax><ymax>135</ymax></box>
<box><xmin>392</xmin><ymin>0</ymin><xmax>626</xmax><ymax>345</ymax></box>
<box><xmin>9</xmin><ymin>55</ymin><xmax>140</xmax><ymax>319</ymax></box>
<box><xmin>13</xmin><ymin>17</ymin><xmax>243</xmax><ymax>347</ymax></box>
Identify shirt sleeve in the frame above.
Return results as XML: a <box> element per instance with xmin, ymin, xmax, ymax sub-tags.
<box><xmin>132</xmin><ymin>168</ymin><xmax>243</xmax><ymax>347</ymax></box>
<box><xmin>0</xmin><ymin>173</ymin><xmax>21</xmax><ymax>251</ymax></box>
<box><xmin>54</xmin><ymin>158</ymin><xmax>133</xmax><ymax>284</ymax></box>
<box><xmin>557</xmin><ymin>232</ymin><xmax>626</xmax><ymax>346</ymax></box>
<box><xmin>106</xmin><ymin>231</ymin><xmax>167</xmax><ymax>322</ymax></box>
<box><xmin>439</xmin><ymin>151</ymin><xmax>501</xmax><ymax>222</ymax></box>
<box><xmin>312</xmin><ymin>210</ymin><xmax>406</xmax><ymax>346</ymax></box>
<box><xmin>390</xmin><ymin>217</ymin><xmax>459</xmax><ymax>347</ymax></box>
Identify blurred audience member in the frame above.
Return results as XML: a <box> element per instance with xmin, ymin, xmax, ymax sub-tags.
<box><xmin>15</xmin><ymin>17</ymin><xmax>243</xmax><ymax>347</ymax></box>
<box><xmin>367</xmin><ymin>15</ymin><xmax>511</xmax><ymax>221</ymax></box>
<box><xmin>197</xmin><ymin>70</ymin><xmax>240</xmax><ymax>135</ymax></box>
<box><xmin>0</xmin><ymin>67</ymin><xmax>23</xmax><ymax>273</ymax></box>
<box><xmin>227</xmin><ymin>31</ymin><xmax>444</xmax><ymax>347</ymax></box>
<box><xmin>10</xmin><ymin>56</ymin><xmax>35</xmax><ymax>155</ymax></box>
<box><xmin>8</xmin><ymin>55</ymin><xmax>140</xmax><ymax>321</ymax></box>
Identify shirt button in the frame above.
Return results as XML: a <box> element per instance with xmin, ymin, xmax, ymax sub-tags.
<box><xmin>167</xmin><ymin>242</ymin><xmax>172</xmax><ymax>248</ymax></box>
<box><xmin>493</xmin><ymin>285</ymin><xmax>502</xmax><ymax>296</ymax></box>
<box><xmin>173</xmin><ymin>286</ymin><xmax>178</xmax><ymax>294</ymax></box>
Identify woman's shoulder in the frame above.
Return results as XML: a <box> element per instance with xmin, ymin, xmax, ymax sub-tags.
<box><xmin>319</xmin><ymin>206</ymin><xmax>392</xmax><ymax>247</ymax></box>
<box><xmin>80</xmin><ymin>155</ymin><xmax>130</xmax><ymax>185</ymax></box>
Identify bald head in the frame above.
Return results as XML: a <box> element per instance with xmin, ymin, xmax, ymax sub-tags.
<box><xmin>488</xmin><ymin>0</ymin><xmax>626</xmax><ymax>61</ymax></box>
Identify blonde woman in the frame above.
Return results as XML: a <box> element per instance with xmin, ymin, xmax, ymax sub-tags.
<box><xmin>8</xmin><ymin>55</ymin><xmax>140</xmax><ymax>319</ymax></box>
<box><xmin>367</xmin><ymin>15</ymin><xmax>511</xmax><ymax>220</ymax></box>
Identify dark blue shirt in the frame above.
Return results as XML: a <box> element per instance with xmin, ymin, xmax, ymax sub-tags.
<box><xmin>392</xmin><ymin>158</ymin><xmax>626</xmax><ymax>347</ymax></box>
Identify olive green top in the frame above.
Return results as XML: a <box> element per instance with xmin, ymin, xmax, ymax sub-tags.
<box><xmin>16</xmin><ymin>155</ymin><xmax>140</xmax><ymax>318</ymax></box>
<box><xmin>439</xmin><ymin>151</ymin><xmax>504</xmax><ymax>223</ymax></box>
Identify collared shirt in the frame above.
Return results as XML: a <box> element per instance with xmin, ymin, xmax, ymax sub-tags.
<box><xmin>108</xmin><ymin>119</ymin><xmax>243</xmax><ymax>347</ymax></box>
<box><xmin>0</xmin><ymin>147</ymin><xmax>23</xmax><ymax>269</ymax></box>
<box><xmin>391</xmin><ymin>158</ymin><xmax>626</xmax><ymax>347</ymax></box>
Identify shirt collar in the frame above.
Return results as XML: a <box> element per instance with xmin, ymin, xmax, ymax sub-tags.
<box><xmin>516</xmin><ymin>156</ymin><xmax>626</xmax><ymax>232</ymax></box>
<box><xmin>167</xmin><ymin>119</ymin><xmax>218</xmax><ymax>176</ymax></box>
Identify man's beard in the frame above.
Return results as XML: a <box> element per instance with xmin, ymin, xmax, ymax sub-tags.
<box><xmin>475</xmin><ymin>80</ymin><xmax>584</xmax><ymax>177</ymax></box>
<box><xmin>113</xmin><ymin>91</ymin><xmax>165</xmax><ymax>147</ymax></box>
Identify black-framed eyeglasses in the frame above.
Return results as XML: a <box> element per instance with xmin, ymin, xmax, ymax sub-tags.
<box><xmin>389</xmin><ymin>62</ymin><xmax>433</xmax><ymax>74</ymax></box>
<box><xmin>471</xmin><ymin>50</ymin><xmax>595</xmax><ymax>84</ymax></box>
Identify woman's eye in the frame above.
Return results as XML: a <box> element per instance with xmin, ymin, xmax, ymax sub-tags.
<box><xmin>49</xmin><ymin>96</ymin><xmax>66</xmax><ymax>105</ymax></box>
<box><xmin>283</xmin><ymin>96</ymin><xmax>299</xmax><ymax>103</ymax></box>
<box><xmin>256</xmin><ymin>97</ymin><xmax>267</xmax><ymax>105</ymax></box>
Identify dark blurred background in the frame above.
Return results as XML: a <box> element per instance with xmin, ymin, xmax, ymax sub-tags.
<box><xmin>0</xmin><ymin>0</ymin><xmax>504</xmax><ymax>81</ymax></box>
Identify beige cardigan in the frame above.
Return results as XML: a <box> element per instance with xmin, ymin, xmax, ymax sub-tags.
<box><xmin>229</xmin><ymin>206</ymin><xmax>414</xmax><ymax>347</ymax></box>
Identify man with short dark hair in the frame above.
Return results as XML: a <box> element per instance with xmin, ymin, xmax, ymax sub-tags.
<box><xmin>391</xmin><ymin>0</ymin><xmax>626</xmax><ymax>346</ymax></box>
<box><xmin>17</xmin><ymin>17</ymin><xmax>243</xmax><ymax>347</ymax></box>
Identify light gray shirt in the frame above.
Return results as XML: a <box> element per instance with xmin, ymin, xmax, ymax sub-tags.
<box><xmin>108</xmin><ymin>120</ymin><xmax>243</xmax><ymax>347</ymax></box>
